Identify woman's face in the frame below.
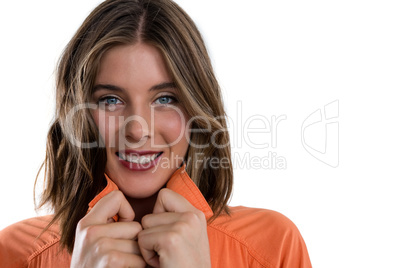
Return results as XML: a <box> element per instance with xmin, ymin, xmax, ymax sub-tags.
<box><xmin>91</xmin><ymin>43</ymin><xmax>190</xmax><ymax>199</ymax></box>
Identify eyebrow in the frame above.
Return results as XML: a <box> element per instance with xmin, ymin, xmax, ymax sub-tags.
<box><xmin>92</xmin><ymin>82</ymin><xmax>176</xmax><ymax>93</ymax></box>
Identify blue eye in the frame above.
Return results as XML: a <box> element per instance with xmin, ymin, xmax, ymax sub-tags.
<box><xmin>155</xmin><ymin>95</ymin><xmax>177</xmax><ymax>105</ymax></box>
<box><xmin>98</xmin><ymin>96</ymin><xmax>123</xmax><ymax>106</ymax></box>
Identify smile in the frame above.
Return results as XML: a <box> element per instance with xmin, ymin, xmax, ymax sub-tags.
<box><xmin>118</xmin><ymin>152</ymin><xmax>162</xmax><ymax>164</ymax></box>
<box><xmin>116</xmin><ymin>151</ymin><xmax>163</xmax><ymax>171</ymax></box>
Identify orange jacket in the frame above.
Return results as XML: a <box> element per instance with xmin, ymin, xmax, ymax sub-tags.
<box><xmin>0</xmin><ymin>165</ymin><xmax>312</xmax><ymax>267</ymax></box>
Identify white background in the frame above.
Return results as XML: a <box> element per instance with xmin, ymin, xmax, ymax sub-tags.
<box><xmin>1</xmin><ymin>1</ymin><xmax>401</xmax><ymax>267</ymax></box>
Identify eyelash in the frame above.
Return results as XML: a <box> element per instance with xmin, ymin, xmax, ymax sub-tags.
<box><xmin>98</xmin><ymin>96</ymin><xmax>123</xmax><ymax>106</ymax></box>
<box><xmin>97</xmin><ymin>95</ymin><xmax>178</xmax><ymax>107</ymax></box>
<box><xmin>154</xmin><ymin>95</ymin><xmax>178</xmax><ymax>105</ymax></box>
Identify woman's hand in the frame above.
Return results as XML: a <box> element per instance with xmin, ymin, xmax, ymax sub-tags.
<box><xmin>138</xmin><ymin>189</ymin><xmax>211</xmax><ymax>268</ymax></box>
<box><xmin>70</xmin><ymin>190</ymin><xmax>146</xmax><ymax>268</ymax></box>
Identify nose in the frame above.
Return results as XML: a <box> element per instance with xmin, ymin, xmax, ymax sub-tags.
<box><xmin>122</xmin><ymin>109</ymin><xmax>151</xmax><ymax>146</ymax></box>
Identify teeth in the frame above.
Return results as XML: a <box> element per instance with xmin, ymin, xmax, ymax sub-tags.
<box><xmin>120</xmin><ymin>153</ymin><xmax>159</xmax><ymax>164</ymax></box>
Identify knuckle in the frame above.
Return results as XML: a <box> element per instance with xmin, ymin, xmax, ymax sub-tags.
<box><xmin>195</xmin><ymin>209</ymin><xmax>206</xmax><ymax>219</ymax></box>
<box><xmin>137</xmin><ymin>232</ymin><xmax>144</xmax><ymax>245</ymax></box>
<box><xmin>102</xmin><ymin>251</ymin><xmax>145</xmax><ymax>268</ymax></box>
<box><xmin>93</xmin><ymin>237</ymin><xmax>108</xmax><ymax>255</ymax></box>
<box><xmin>182</xmin><ymin>211</ymin><xmax>200</xmax><ymax>223</ymax></box>
<box><xmin>83</xmin><ymin>225</ymin><xmax>101</xmax><ymax>241</ymax></box>
<box><xmin>182</xmin><ymin>211</ymin><xmax>205</xmax><ymax>227</ymax></box>
<box><xmin>76</xmin><ymin>215</ymin><xmax>95</xmax><ymax>232</ymax></box>
<box><xmin>137</xmin><ymin>230</ymin><xmax>146</xmax><ymax>243</ymax></box>
<box><xmin>173</xmin><ymin>221</ymin><xmax>189</xmax><ymax>234</ymax></box>
<box><xmin>158</xmin><ymin>188</ymin><xmax>170</xmax><ymax>198</ymax></box>
<box><xmin>141</xmin><ymin>214</ymin><xmax>151</xmax><ymax>229</ymax></box>
<box><xmin>134</xmin><ymin>256</ymin><xmax>147</xmax><ymax>268</ymax></box>
<box><xmin>102</xmin><ymin>251</ymin><xmax>122</xmax><ymax>266</ymax></box>
<box><xmin>132</xmin><ymin>221</ymin><xmax>143</xmax><ymax>232</ymax></box>
<box><xmin>162</xmin><ymin>231</ymin><xmax>181</xmax><ymax>247</ymax></box>
<box><xmin>111</xmin><ymin>190</ymin><xmax>125</xmax><ymax>200</ymax></box>
<box><xmin>76</xmin><ymin>218</ymin><xmax>86</xmax><ymax>232</ymax></box>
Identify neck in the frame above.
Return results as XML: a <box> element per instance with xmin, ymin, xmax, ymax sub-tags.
<box><xmin>125</xmin><ymin>193</ymin><xmax>159</xmax><ymax>222</ymax></box>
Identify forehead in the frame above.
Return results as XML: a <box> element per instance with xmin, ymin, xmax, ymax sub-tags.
<box><xmin>95</xmin><ymin>43</ymin><xmax>173</xmax><ymax>90</ymax></box>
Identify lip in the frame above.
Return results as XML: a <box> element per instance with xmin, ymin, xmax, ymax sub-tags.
<box><xmin>119</xmin><ymin>150</ymin><xmax>162</xmax><ymax>156</ymax></box>
<box><xmin>116</xmin><ymin>150</ymin><xmax>163</xmax><ymax>171</ymax></box>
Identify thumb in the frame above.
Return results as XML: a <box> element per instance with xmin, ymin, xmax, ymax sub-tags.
<box><xmin>153</xmin><ymin>188</ymin><xmax>193</xmax><ymax>214</ymax></box>
<box><xmin>83</xmin><ymin>190</ymin><xmax>135</xmax><ymax>227</ymax></box>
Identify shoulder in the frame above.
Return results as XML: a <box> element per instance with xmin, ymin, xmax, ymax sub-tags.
<box><xmin>208</xmin><ymin>206</ymin><xmax>311</xmax><ymax>268</ymax></box>
<box><xmin>0</xmin><ymin>215</ymin><xmax>70</xmax><ymax>268</ymax></box>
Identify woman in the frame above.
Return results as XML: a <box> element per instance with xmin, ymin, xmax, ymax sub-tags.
<box><xmin>0</xmin><ymin>0</ymin><xmax>311</xmax><ymax>267</ymax></box>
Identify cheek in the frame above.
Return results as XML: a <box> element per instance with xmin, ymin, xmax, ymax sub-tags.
<box><xmin>92</xmin><ymin>111</ymin><xmax>117</xmax><ymax>147</ymax></box>
<box><xmin>155</xmin><ymin>110</ymin><xmax>189</xmax><ymax>145</ymax></box>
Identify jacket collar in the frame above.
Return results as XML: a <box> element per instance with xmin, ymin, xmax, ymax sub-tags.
<box><xmin>88</xmin><ymin>164</ymin><xmax>213</xmax><ymax>219</ymax></box>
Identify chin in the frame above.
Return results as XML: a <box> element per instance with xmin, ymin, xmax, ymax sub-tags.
<box><xmin>120</xmin><ymin>185</ymin><xmax>162</xmax><ymax>199</ymax></box>
<box><xmin>108</xmin><ymin>170</ymin><xmax>167</xmax><ymax>199</ymax></box>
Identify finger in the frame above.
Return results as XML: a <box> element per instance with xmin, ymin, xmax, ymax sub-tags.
<box><xmin>99</xmin><ymin>250</ymin><xmax>146</xmax><ymax>268</ymax></box>
<box><xmin>138</xmin><ymin>231</ymin><xmax>163</xmax><ymax>268</ymax></box>
<box><xmin>153</xmin><ymin>188</ymin><xmax>193</xmax><ymax>214</ymax></box>
<box><xmin>139</xmin><ymin>217</ymin><xmax>197</xmax><ymax>237</ymax></box>
<box><xmin>142</xmin><ymin>212</ymin><xmax>179</xmax><ymax>229</ymax></box>
<box><xmin>87</xmin><ymin>221</ymin><xmax>143</xmax><ymax>240</ymax></box>
<box><xmin>83</xmin><ymin>190</ymin><xmax>135</xmax><ymax>227</ymax></box>
<box><xmin>140</xmin><ymin>213</ymin><xmax>205</xmax><ymax>240</ymax></box>
<box><xmin>138</xmin><ymin>224</ymin><xmax>187</xmax><ymax>267</ymax></box>
<box><xmin>96</xmin><ymin>237</ymin><xmax>142</xmax><ymax>255</ymax></box>
<box><xmin>139</xmin><ymin>223</ymin><xmax>172</xmax><ymax>236</ymax></box>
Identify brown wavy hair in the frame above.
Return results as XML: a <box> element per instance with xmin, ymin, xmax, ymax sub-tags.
<box><xmin>35</xmin><ymin>0</ymin><xmax>233</xmax><ymax>253</ymax></box>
